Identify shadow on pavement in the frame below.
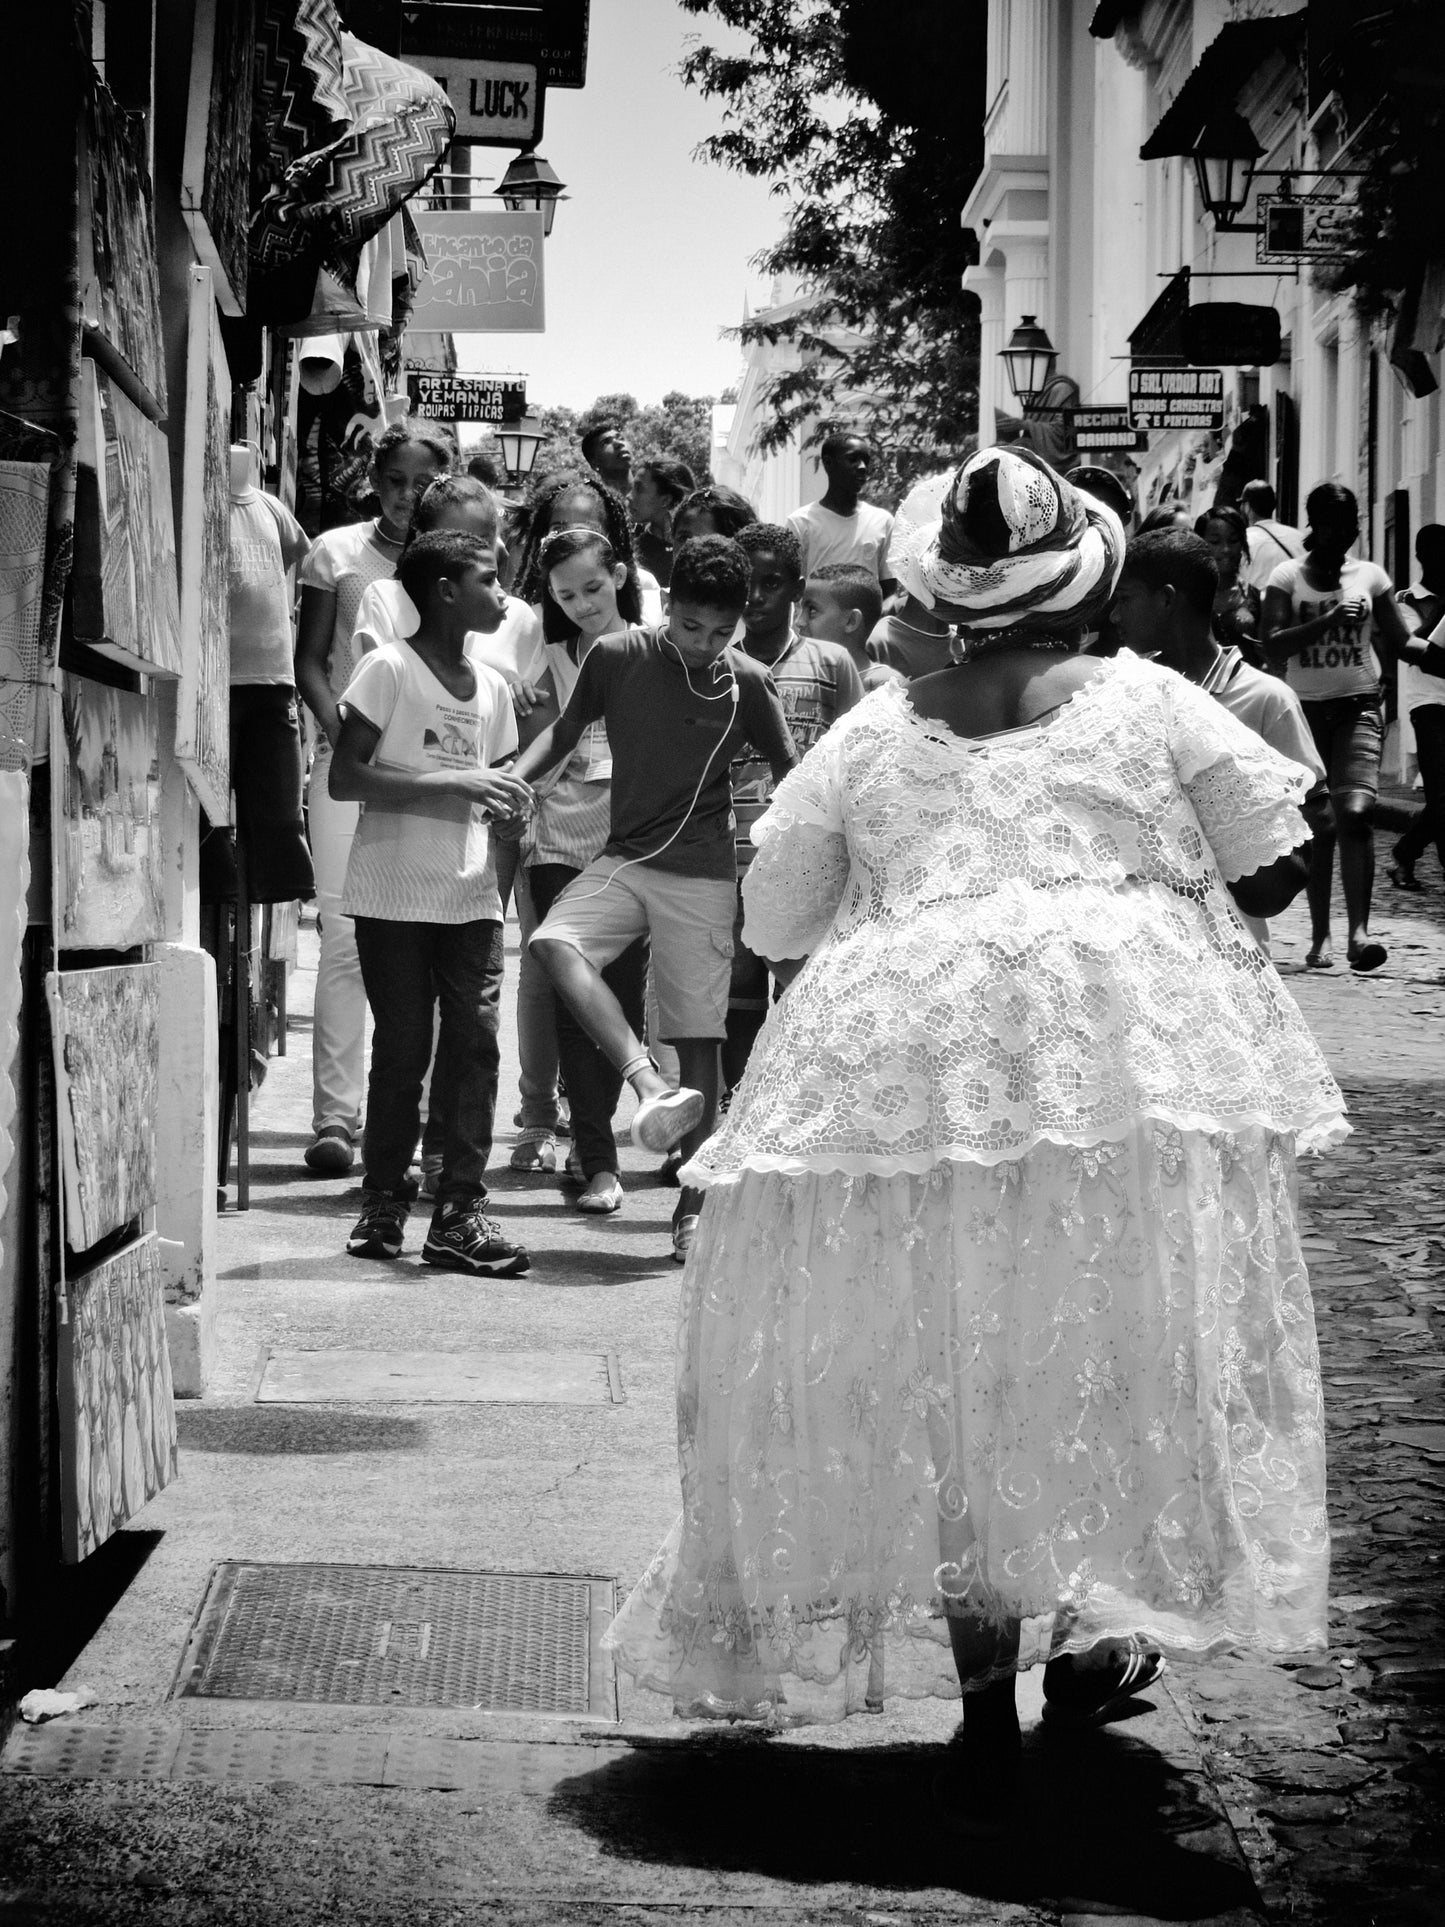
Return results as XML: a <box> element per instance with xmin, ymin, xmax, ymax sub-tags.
<box><xmin>175</xmin><ymin>1405</ymin><xmax>426</xmax><ymax>1455</ymax></box>
<box><xmin>527</xmin><ymin>1246</ymin><xmax>678</xmax><ymax>1281</ymax></box>
<box><xmin>15</xmin><ymin>1531</ymin><xmax>164</xmax><ymax>1692</ymax></box>
<box><xmin>549</xmin><ymin>1722</ymin><xmax>1259</xmax><ymax>1919</ymax></box>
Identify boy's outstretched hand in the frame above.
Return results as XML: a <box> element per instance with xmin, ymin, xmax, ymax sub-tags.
<box><xmin>454</xmin><ymin>768</ymin><xmax>535</xmax><ymax>822</ymax></box>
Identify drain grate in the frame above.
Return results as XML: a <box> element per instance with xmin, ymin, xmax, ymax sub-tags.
<box><xmin>173</xmin><ymin>1563</ymin><xmax>617</xmax><ymax>1716</ymax></box>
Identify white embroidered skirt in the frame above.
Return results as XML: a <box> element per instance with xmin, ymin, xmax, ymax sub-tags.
<box><xmin>604</xmin><ymin>1124</ymin><xmax>1330</xmax><ymax>1723</ymax></box>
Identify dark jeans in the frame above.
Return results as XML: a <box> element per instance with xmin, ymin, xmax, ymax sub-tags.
<box><xmin>200</xmin><ymin>685</ymin><xmax>315</xmax><ymax>904</ymax></box>
<box><xmin>1396</xmin><ymin>705</ymin><xmax>1445</xmax><ymax>873</ymax></box>
<box><xmin>528</xmin><ymin>862</ymin><xmax>647</xmax><ymax>1178</ymax></box>
<box><xmin>354</xmin><ymin>916</ymin><xmax>503</xmax><ymax>1206</ymax></box>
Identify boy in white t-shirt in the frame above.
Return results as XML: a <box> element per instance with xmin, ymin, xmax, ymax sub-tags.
<box><xmin>330</xmin><ymin>531</ymin><xmax>535</xmax><ymax>1275</ymax></box>
<box><xmin>786</xmin><ymin>431</ymin><xmax>896</xmax><ymax>589</ymax></box>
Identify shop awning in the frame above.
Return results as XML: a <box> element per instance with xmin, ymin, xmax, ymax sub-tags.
<box><xmin>1139</xmin><ymin>12</ymin><xmax>1306</xmax><ymax>159</ymax></box>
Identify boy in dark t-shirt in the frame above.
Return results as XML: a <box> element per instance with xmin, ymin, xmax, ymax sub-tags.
<box><xmin>514</xmin><ymin>536</ymin><xmax>798</xmax><ymax>1262</ymax></box>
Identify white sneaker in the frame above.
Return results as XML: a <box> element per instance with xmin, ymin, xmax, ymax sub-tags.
<box><xmin>630</xmin><ymin>1087</ymin><xmax>704</xmax><ymax>1155</ymax></box>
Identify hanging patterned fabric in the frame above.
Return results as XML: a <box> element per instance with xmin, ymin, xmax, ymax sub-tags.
<box><xmin>252</xmin><ymin>0</ymin><xmax>349</xmax><ymax>200</ymax></box>
<box><xmin>250</xmin><ymin>1</ymin><xmax>454</xmax><ymax>328</ymax></box>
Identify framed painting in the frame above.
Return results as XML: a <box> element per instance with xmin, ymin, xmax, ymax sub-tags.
<box><xmin>52</xmin><ymin>674</ymin><xmax>165</xmax><ymax>950</ymax></box>
<box><xmin>45</xmin><ymin>963</ymin><xmax>159</xmax><ymax>1253</ymax></box>
<box><xmin>181</xmin><ymin>0</ymin><xmax>254</xmax><ymax>317</ymax></box>
<box><xmin>176</xmin><ymin>266</ymin><xmax>232</xmax><ymax>824</ymax></box>
<box><xmin>0</xmin><ymin>453</ymin><xmax>51</xmax><ymax>770</ymax></box>
<box><xmin>79</xmin><ymin>75</ymin><xmax>167</xmax><ymax>416</ymax></box>
<box><xmin>58</xmin><ymin>1234</ymin><xmax>178</xmax><ymax>1563</ymax></box>
<box><xmin>72</xmin><ymin>361</ymin><xmax>183</xmax><ymax>676</ymax></box>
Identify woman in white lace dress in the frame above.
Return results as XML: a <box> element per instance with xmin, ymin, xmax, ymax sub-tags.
<box><xmin>604</xmin><ymin>448</ymin><xmax>1342</xmax><ymax>1820</ymax></box>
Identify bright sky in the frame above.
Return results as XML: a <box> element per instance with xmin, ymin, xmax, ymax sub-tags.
<box><xmin>452</xmin><ymin>0</ymin><xmax>783</xmax><ymax>411</ymax></box>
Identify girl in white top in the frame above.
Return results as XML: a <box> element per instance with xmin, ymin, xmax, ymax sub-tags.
<box><xmin>294</xmin><ymin>420</ymin><xmax>453</xmax><ymax>1173</ymax></box>
<box><xmin>1262</xmin><ymin>481</ymin><xmax>1412</xmax><ymax>971</ymax></box>
<box><xmin>504</xmin><ymin>472</ymin><xmax>663</xmax><ymax>1171</ymax></box>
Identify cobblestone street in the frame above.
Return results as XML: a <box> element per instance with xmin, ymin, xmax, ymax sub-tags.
<box><xmin>1183</xmin><ymin>845</ymin><xmax>1445</xmax><ymax>1925</ymax></box>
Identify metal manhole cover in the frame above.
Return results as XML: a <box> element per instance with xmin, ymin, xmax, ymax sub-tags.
<box><xmin>173</xmin><ymin>1563</ymin><xmax>617</xmax><ymax>1715</ymax></box>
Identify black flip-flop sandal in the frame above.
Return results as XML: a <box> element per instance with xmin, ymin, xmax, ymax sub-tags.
<box><xmin>1348</xmin><ymin>941</ymin><xmax>1388</xmax><ymax>973</ymax></box>
<box><xmin>1040</xmin><ymin>1650</ymin><xmax>1166</xmax><ymax>1727</ymax></box>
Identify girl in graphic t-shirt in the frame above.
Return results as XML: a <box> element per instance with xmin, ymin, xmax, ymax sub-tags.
<box><xmin>294</xmin><ymin>420</ymin><xmax>453</xmax><ymax>1175</ymax></box>
<box><xmin>1263</xmin><ymin>482</ymin><xmax>1412</xmax><ymax>972</ymax></box>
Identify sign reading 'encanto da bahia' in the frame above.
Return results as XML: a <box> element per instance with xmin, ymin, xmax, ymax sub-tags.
<box><xmin>406</xmin><ymin>212</ymin><xmax>546</xmax><ymax>334</ymax></box>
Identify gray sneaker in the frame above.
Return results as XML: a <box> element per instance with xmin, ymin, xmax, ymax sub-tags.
<box><xmin>346</xmin><ymin>1188</ymin><xmax>411</xmax><ymax>1260</ymax></box>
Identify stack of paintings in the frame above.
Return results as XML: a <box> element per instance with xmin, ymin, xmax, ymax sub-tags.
<box><xmin>58</xmin><ymin>1235</ymin><xmax>178</xmax><ymax>1562</ymax></box>
<box><xmin>53</xmin><ymin>675</ymin><xmax>166</xmax><ymax>950</ymax></box>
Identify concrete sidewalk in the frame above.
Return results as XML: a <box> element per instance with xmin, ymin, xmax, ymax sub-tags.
<box><xmin>0</xmin><ymin>916</ymin><xmax>1267</xmax><ymax>1925</ymax></box>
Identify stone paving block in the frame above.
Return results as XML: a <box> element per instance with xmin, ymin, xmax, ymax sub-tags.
<box><xmin>2</xmin><ymin>1718</ymin><xmax>182</xmax><ymax>1781</ymax></box>
<box><xmin>170</xmin><ymin>1724</ymin><xmax>389</xmax><ymax>1785</ymax></box>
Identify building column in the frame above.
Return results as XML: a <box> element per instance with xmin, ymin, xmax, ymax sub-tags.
<box><xmin>1004</xmin><ymin>0</ymin><xmax>1052</xmax><ymax>157</ymax></box>
<box><xmin>1002</xmin><ymin>238</ymin><xmax>1052</xmax><ymax>351</ymax></box>
<box><xmin>966</xmin><ymin>261</ymin><xmax>1006</xmax><ymax>446</ymax></box>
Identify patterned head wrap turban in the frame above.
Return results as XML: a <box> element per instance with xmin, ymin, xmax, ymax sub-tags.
<box><xmin>901</xmin><ymin>445</ymin><xmax>1126</xmax><ymax>639</ymax></box>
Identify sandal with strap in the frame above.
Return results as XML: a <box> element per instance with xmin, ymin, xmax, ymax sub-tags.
<box><xmin>1040</xmin><ymin>1649</ymin><xmax>1166</xmax><ymax>1727</ymax></box>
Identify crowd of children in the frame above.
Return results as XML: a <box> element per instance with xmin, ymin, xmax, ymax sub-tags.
<box><xmin>276</xmin><ymin>414</ymin><xmax>1440</xmax><ymax>1283</ymax></box>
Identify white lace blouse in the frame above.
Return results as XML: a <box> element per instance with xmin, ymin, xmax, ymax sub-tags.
<box><xmin>690</xmin><ymin>651</ymin><xmax>1346</xmax><ymax>1183</ymax></box>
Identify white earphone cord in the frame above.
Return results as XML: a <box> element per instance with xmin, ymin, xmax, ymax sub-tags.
<box><xmin>560</xmin><ymin>638</ymin><xmax>740</xmax><ymax>906</ymax></box>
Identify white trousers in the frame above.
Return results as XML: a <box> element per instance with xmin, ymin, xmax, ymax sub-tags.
<box><xmin>308</xmin><ymin>751</ymin><xmax>366</xmax><ymax>1137</ymax></box>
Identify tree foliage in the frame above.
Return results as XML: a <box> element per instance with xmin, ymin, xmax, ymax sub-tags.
<box><xmin>677</xmin><ymin>0</ymin><xmax>986</xmax><ymax>485</ymax></box>
<box><xmin>484</xmin><ymin>391</ymin><xmax>719</xmax><ymax>492</ymax></box>
<box><xmin>1316</xmin><ymin>2</ymin><xmax>1445</xmax><ymax>327</ymax></box>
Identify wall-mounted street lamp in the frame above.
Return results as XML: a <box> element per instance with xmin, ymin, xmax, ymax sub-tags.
<box><xmin>495</xmin><ymin>412</ymin><xmax>546</xmax><ymax>485</ymax></box>
<box><xmin>1191</xmin><ymin>108</ymin><xmax>1265</xmax><ymax>231</ymax></box>
<box><xmin>999</xmin><ymin>316</ymin><xmax>1059</xmax><ymax>415</ymax></box>
<box><xmin>496</xmin><ymin>147</ymin><xmax>569</xmax><ymax>237</ymax></box>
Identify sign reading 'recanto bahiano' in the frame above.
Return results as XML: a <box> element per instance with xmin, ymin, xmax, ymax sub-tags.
<box><xmin>1128</xmin><ymin>367</ymin><xmax>1225</xmax><ymax>433</ymax></box>
<box><xmin>406</xmin><ymin>211</ymin><xmax>546</xmax><ymax>335</ymax></box>
<box><xmin>1064</xmin><ymin>406</ymin><xmax>1147</xmax><ymax>453</ymax></box>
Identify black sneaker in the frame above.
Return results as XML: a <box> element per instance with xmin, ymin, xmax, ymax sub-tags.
<box><xmin>347</xmin><ymin>1187</ymin><xmax>412</xmax><ymax>1260</ymax></box>
<box><xmin>422</xmin><ymin>1202</ymin><xmax>530</xmax><ymax>1277</ymax></box>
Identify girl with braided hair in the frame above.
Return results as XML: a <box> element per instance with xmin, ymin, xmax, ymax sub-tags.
<box><xmin>605</xmin><ymin>446</ymin><xmax>1341</xmax><ymax>1834</ymax></box>
<box><xmin>512</xmin><ymin>470</ymin><xmax>661</xmax><ymax>623</ymax></box>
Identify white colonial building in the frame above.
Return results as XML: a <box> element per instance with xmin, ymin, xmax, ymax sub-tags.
<box><xmin>963</xmin><ymin>0</ymin><xmax>1443</xmax><ymax>585</ymax></box>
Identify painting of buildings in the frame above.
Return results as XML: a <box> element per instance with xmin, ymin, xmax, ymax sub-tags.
<box><xmin>45</xmin><ymin>963</ymin><xmax>159</xmax><ymax>1253</ymax></box>
<box><xmin>80</xmin><ymin>75</ymin><xmax>167</xmax><ymax>412</ymax></box>
<box><xmin>54</xmin><ymin>674</ymin><xmax>165</xmax><ymax>950</ymax></box>
<box><xmin>72</xmin><ymin>362</ymin><xmax>183</xmax><ymax>677</ymax></box>
<box><xmin>175</xmin><ymin>266</ymin><xmax>231</xmax><ymax>823</ymax></box>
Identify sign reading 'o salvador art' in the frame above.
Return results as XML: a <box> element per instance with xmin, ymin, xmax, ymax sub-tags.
<box><xmin>406</xmin><ymin>212</ymin><xmax>546</xmax><ymax>335</ymax></box>
<box><xmin>1128</xmin><ymin>367</ymin><xmax>1225</xmax><ymax>433</ymax></box>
